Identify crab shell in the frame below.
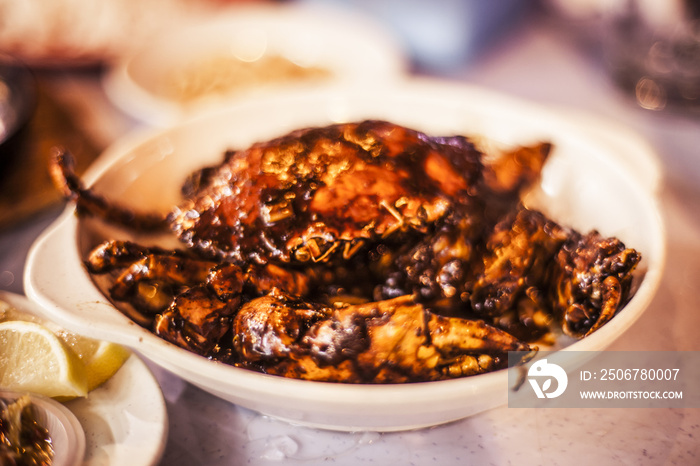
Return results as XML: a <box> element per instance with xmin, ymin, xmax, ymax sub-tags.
<box><xmin>168</xmin><ymin>120</ymin><xmax>485</xmax><ymax>264</ymax></box>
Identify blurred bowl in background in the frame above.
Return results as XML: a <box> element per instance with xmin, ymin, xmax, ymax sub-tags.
<box><xmin>103</xmin><ymin>3</ymin><xmax>408</xmax><ymax>126</ymax></box>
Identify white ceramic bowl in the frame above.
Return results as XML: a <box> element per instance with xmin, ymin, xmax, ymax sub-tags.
<box><xmin>102</xmin><ymin>3</ymin><xmax>407</xmax><ymax>126</ymax></box>
<box><xmin>25</xmin><ymin>79</ymin><xmax>665</xmax><ymax>432</ymax></box>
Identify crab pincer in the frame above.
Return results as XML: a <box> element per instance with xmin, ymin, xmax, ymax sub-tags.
<box><xmin>233</xmin><ymin>291</ymin><xmax>533</xmax><ymax>383</ymax></box>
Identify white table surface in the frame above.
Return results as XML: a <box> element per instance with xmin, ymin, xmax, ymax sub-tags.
<box><xmin>1</xmin><ymin>7</ymin><xmax>698</xmax><ymax>466</ymax></box>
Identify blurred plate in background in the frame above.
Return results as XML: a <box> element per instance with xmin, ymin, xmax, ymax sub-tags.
<box><xmin>0</xmin><ymin>0</ymin><xmax>212</xmax><ymax>67</ymax></box>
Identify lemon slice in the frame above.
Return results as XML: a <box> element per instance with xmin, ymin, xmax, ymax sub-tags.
<box><xmin>1</xmin><ymin>302</ymin><xmax>131</xmax><ymax>393</ymax></box>
<box><xmin>0</xmin><ymin>321</ymin><xmax>88</xmax><ymax>399</ymax></box>
<box><xmin>56</xmin><ymin>331</ymin><xmax>131</xmax><ymax>391</ymax></box>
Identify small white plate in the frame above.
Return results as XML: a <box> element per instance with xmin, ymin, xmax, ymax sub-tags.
<box><xmin>102</xmin><ymin>3</ymin><xmax>407</xmax><ymax>126</ymax></box>
<box><xmin>25</xmin><ymin>79</ymin><xmax>665</xmax><ymax>432</ymax></box>
<box><xmin>0</xmin><ymin>291</ymin><xmax>168</xmax><ymax>465</ymax></box>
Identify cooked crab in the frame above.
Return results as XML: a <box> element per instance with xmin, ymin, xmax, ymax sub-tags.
<box><xmin>52</xmin><ymin>120</ymin><xmax>546</xmax><ymax>264</ymax></box>
<box><xmin>51</xmin><ymin>120</ymin><xmax>641</xmax><ymax>383</ymax></box>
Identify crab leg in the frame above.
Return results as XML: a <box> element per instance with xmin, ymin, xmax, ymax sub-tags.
<box><xmin>84</xmin><ymin>240</ymin><xmax>216</xmax><ymax>315</ymax></box>
<box><xmin>86</xmin><ymin>240</ymin><xmax>154</xmax><ymax>273</ymax></box>
<box><xmin>49</xmin><ymin>147</ymin><xmax>168</xmax><ymax>231</ymax></box>
<box><xmin>154</xmin><ymin>285</ymin><xmax>241</xmax><ymax>357</ymax></box>
<box><xmin>85</xmin><ymin>237</ymin><xmax>321</xmax><ymax>323</ymax></box>
<box><xmin>110</xmin><ymin>255</ymin><xmax>216</xmax><ymax>300</ymax></box>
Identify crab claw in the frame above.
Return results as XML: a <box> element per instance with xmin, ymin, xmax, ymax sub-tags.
<box><xmin>552</xmin><ymin>231</ymin><xmax>641</xmax><ymax>338</ymax></box>
<box><xmin>422</xmin><ymin>308</ymin><xmax>534</xmax><ymax>379</ymax></box>
<box><xmin>233</xmin><ymin>292</ymin><xmax>534</xmax><ymax>383</ymax></box>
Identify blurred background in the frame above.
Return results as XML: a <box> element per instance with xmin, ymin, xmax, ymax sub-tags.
<box><xmin>1</xmin><ymin>1</ymin><xmax>699</xmax><ymax>464</ymax></box>
<box><xmin>3</xmin><ymin>0</ymin><xmax>699</xmax><ymax>234</ymax></box>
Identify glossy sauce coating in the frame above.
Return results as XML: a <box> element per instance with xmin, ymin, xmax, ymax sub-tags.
<box><xmin>170</xmin><ymin>120</ymin><xmax>484</xmax><ymax>264</ymax></box>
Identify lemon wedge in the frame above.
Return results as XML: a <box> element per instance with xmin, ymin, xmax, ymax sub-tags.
<box><xmin>0</xmin><ymin>320</ymin><xmax>88</xmax><ymax>399</ymax></box>
<box><xmin>56</xmin><ymin>331</ymin><xmax>131</xmax><ymax>391</ymax></box>
<box><xmin>0</xmin><ymin>301</ymin><xmax>131</xmax><ymax>397</ymax></box>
